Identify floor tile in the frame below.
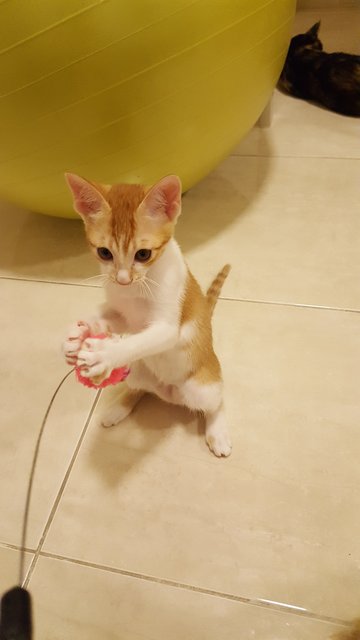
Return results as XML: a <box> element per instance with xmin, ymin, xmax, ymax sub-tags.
<box><xmin>232</xmin><ymin>89</ymin><xmax>360</xmax><ymax>160</ymax></box>
<box><xmin>29</xmin><ymin>555</ymin><xmax>344</xmax><ymax>640</ymax></box>
<box><xmin>43</xmin><ymin>300</ymin><xmax>360</xmax><ymax>620</ymax></box>
<box><xmin>0</xmin><ymin>545</ymin><xmax>32</xmax><ymax>593</ymax></box>
<box><xmin>271</xmin><ymin>88</ymin><xmax>358</xmax><ymax>160</ymax></box>
<box><xmin>0</xmin><ymin>279</ymin><xmax>101</xmax><ymax>547</ymax></box>
<box><xmin>230</xmin><ymin>127</ymin><xmax>260</xmax><ymax>157</ymax></box>
<box><xmin>179</xmin><ymin>155</ymin><xmax>360</xmax><ymax>309</ymax></box>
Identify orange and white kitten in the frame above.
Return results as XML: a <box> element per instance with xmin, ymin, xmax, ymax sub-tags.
<box><xmin>63</xmin><ymin>173</ymin><xmax>232</xmax><ymax>457</ymax></box>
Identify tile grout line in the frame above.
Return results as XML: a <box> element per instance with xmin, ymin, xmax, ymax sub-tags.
<box><xmin>221</xmin><ymin>295</ymin><xmax>360</xmax><ymax>314</ymax></box>
<box><xmin>0</xmin><ymin>275</ymin><xmax>100</xmax><ymax>289</ymax></box>
<box><xmin>0</xmin><ymin>541</ymin><xmax>36</xmax><ymax>553</ymax></box>
<box><xmin>1</xmin><ymin>275</ymin><xmax>359</xmax><ymax>314</ymax></box>
<box><xmin>23</xmin><ymin>389</ymin><xmax>102</xmax><ymax>589</ymax></box>
<box><xmin>37</xmin><ymin>551</ymin><xmax>349</xmax><ymax>629</ymax></box>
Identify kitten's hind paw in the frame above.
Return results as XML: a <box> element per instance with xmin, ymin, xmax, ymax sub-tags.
<box><xmin>101</xmin><ymin>390</ymin><xmax>144</xmax><ymax>428</ymax></box>
<box><xmin>206</xmin><ymin>431</ymin><xmax>232</xmax><ymax>458</ymax></box>
<box><xmin>101</xmin><ymin>405</ymin><xmax>133</xmax><ymax>427</ymax></box>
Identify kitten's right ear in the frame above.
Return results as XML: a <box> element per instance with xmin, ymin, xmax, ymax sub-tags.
<box><xmin>307</xmin><ymin>21</ymin><xmax>320</xmax><ymax>38</ymax></box>
<box><xmin>65</xmin><ymin>173</ymin><xmax>110</xmax><ymax>219</ymax></box>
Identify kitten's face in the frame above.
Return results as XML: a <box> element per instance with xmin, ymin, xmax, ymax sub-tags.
<box><xmin>65</xmin><ymin>174</ymin><xmax>182</xmax><ymax>286</ymax></box>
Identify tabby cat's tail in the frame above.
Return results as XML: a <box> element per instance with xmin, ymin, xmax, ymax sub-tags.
<box><xmin>206</xmin><ymin>264</ymin><xmax>231</xmax><ymax>314</ymax></box>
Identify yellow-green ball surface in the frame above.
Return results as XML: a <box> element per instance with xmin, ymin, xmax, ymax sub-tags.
<box><xmin>0</xmin><ymin>0</ymin><xmax>295</xmax><ymax>218</ymax></box>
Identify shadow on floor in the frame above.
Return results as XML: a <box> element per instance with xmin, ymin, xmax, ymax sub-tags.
<box><xmin>87</xmin><ymin>392</ymin><xmax>199</xmax><ymax>487</ymax></box>
<box><xmin>0</xmin><ymin>197</ymin><xmax>95</xmax><ymax>280</ymax></box>
<box><xmin>177</xmin><ymin>138</ymin><xmax>272</xmax><ymax>252</ymax></box>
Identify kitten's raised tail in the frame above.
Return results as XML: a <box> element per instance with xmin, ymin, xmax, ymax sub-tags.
<box><xmin>206</xmin><ymin>264</ymin><xmax>231</xmax><ymax>314</ymax></box>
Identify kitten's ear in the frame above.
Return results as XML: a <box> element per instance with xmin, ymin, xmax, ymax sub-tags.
<box><xmin>307</xmin><ymin>21</ymin><xmax>320</xmax><ymax>38</ymax></box>
<box><xmin>142</xmin><ymin>175</ymin><xmax>182</xmax><ymax>222</ymax></box>
<box><xmin>65</xmin><ymin>172</ymin><xmax>110</xmax><ymax>219</ymax></box>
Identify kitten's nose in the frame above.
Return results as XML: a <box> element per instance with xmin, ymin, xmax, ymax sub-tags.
<box><xmin>116</xmin><ymin>269</ymin><xmax>131</xmax><ymax>285</ymax></box>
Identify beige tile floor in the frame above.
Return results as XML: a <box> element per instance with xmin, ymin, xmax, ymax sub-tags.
<box><xmin>1</xmin><ymin>8</ymin><xmax>359</xmax><ymax>639</ymax></box>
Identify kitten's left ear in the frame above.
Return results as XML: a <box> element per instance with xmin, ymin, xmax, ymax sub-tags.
<box><xmin>307</xmin><ymin>21</ymin><xmax>320</xmax><ymax>37</ymax></box>
<box><xmin>142</xmin><ymin>175</ymin><xmax>182</xmax><ymax>222</ymax></box>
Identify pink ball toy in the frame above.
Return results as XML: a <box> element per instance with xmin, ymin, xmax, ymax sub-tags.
<box><xmin>75</xmin><ymin>333</ymin><xmax>130</xmax><ymax>389</ymax></box>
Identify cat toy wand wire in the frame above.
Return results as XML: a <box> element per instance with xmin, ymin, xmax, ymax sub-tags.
<box><xmin>0</xmin><ymin>368</ymin><xmax>75</xmax><ymax>640</ymax></box>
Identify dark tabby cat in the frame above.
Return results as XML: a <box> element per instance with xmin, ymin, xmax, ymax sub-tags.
<box><xmin>279</xmin><ymin>22</ymin><xmax>360</xmax><ymax>116</ymax></box>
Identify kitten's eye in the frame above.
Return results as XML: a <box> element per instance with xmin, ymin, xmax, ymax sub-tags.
<box><xmin>135</xmin><ymin>249</ymin><xmax>152</xmax><ymax>263</ymax></box>
<box><xmin>97</xmin><ymin>247</ymin><xmax>113</xmax><ymax>261</ymax></box>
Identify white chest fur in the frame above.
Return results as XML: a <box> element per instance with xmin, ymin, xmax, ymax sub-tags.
<box><xmin>102</xmin><ymin>240</ymin><xmax>189</xmax><ymax>383</ymax></box>
<box><xmin>105</xmin><ymin>284</ymin><xmax>151</xmax><ymax>333</ymax></box>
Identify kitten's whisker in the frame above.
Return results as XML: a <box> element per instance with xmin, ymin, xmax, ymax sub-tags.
<box><xmin>82</xmin><ymin>274</ymin><xmax>108</xmax><ymax>283</ymax></box>
<box><xmin>83</xmin><ymin>277</ymin><xmax>110</xmax><ymax>288</ymax></box>
<box><xmin>141</xmin><ymin>280</ymin><xmax>150</xmax><ymax>300</ymax></box>
<box><xmin>141</xmin><ymin>278</ymin><xmax>155</xmax><ymax>301</ymax></box>
<box><xmin>138</xmin><ymin>280</ymin><xmax>148</xmax><ymax>300</ymax></box>
<box><xmin>138</xmin><ymin>278</ymin><xmax>153</xmax><ymax>301</ymax></box>
<box><xmin>144</xmin><ymin>276</ymin><xmax>160</xmax><ymax>288</ymax></box>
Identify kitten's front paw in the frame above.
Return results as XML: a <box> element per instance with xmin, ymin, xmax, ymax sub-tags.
<box><xmin>62</xmin><ymin>321</ymin><xmax>90</xmax><ymax>365</ymax></box>
<box><xmin>77</xmin><ymin>337</ymin><xmax>114</xmax><ymax>379</ymax></box>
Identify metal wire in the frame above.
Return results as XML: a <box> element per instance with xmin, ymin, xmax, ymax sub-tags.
<box><xmin>18</xmin><ymin>369</ymin><xmax>75</xmax><ymax>585</ymax></box>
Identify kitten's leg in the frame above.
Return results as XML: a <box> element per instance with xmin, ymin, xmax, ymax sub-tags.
<box><xmin>101</xmin><ymin>387</ymin><xmax>144</xmax><ymax>427</ymax></box>
<box><xmin>101</xmin><ymin>360</ymin><xmax>158</xmax><ymax>427</ymax></box>
<box><xmin>205</xmin><ymin>403</ymin><xmax>232</xmax><ymax>458</ymax></box>
<box><xmin>171</xmin><ymin>379</ymin><xmax>232</xmax><ymax>458</ymax></box>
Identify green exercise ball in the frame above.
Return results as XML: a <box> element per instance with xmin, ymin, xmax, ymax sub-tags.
<box><xmin>0</xmin><ymin>0</ymin><xmax>295</xmax><ymax>217</ymax></box>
